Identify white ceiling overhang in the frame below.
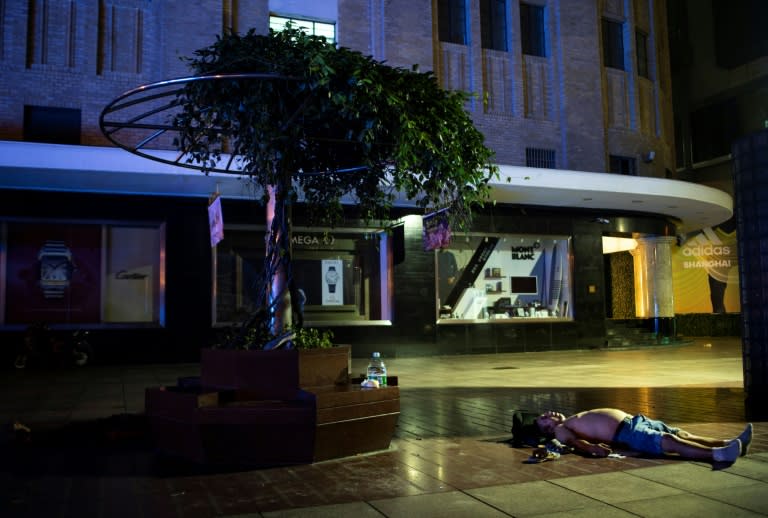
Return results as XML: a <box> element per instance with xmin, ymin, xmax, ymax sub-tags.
<box><xmin>493</xmin><ymin>164</ymin><xmax>733</xmax><ymax>233</ymax></box>
<box><xmin>0</xmin><ymin>141</ymin><xmax>732</xmax><ymax>233</ymax></box>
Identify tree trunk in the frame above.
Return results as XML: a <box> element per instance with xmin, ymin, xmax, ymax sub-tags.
<box><xmin>266</xmin><ymin>183</ymin><xmax>291</xmax><ymax>335</ymax></box>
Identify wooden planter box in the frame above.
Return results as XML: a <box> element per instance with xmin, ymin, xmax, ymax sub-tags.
<box><xmin>145</xmin><ymin>345</ymin><xmax>399</xmax><ymax>467</ymax></box>
<box><xmin>307</xmin><ymin>383</ymin><xmax>400</xmax><ymax>461</ymax></box>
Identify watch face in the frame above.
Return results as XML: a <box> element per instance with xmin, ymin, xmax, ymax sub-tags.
<box><xmin>41</xmin><ymin>256</ymin><xmax>71</xmax><ymax>281</ymax></box>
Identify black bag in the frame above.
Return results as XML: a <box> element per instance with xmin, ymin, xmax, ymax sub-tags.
<box><xmin>510</xmin><ymin>410</ymin><xmax>546</xmax><ymax>447</ymax></box>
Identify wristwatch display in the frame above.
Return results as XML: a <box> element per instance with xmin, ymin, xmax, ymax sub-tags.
<box><xmin>325</xmin><ymin>266</ymin><xmax>339</xmax><ymax>293</ymax></box>
<box><xmin>38</xmin><ymin>240</ymin><xmax>73</xmax><ymax>299</ymax></box>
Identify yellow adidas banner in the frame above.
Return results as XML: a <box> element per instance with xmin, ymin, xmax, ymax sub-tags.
<box><xmin>672</xmin><ymin>224</ymin><xmax>740</xmax><ymax>314</ymax></box>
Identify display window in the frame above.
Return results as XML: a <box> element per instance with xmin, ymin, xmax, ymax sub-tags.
<box><xmin>436</xmin><ymin>234</ymin><xmax>573</xmax><ymax>322</ymax></box>
<box><xmin>1</xmin><ymin>220</ymin><xmax>166</xmax><ymax>326</ymax></box>
<box><xmin>103</xmin><ymin>225</ymin><xmax>165</xmax><ymax>323</ymax></box>
<box><xmin>213</xmin><ymin>226</ymin><xmax>393</xmax><ymax>326</ymax></box>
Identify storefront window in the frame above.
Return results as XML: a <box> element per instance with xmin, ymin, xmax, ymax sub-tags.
<box><xmin>103</xmin><ymin>226</ymin><xmax>165</xmax><ymax>323</ymax></box>
<box><xmin>2</xmin><ymin>220</ymin><xmax>165</xmax><ymax>326</ymax></box>
<box><xmin>214</xmin><ymin>226</ymin><xmax>393</xmax><ymax>326</ymax></box>
<box><xmin>436</xmin><ymin>233</ymin><xmax>572</xmax><ymax>322</ymax></box>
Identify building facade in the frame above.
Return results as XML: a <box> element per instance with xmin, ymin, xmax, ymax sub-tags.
<box><xmin>0</xmin><ymin>0</ymin><xmax>732</xmax><ymax>362</ymax></box>
<box><xmin>668</xmin><ymin>0</ymin><xmax>767</xmax><ymax>417</ymax></box>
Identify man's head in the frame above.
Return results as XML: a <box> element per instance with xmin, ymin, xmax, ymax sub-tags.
<box><xmin>535</xmin><ymin>411</ymin><xmax>566</xmax><ymax>435</ymax></box>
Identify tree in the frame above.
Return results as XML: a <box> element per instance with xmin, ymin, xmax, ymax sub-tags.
<box><xmin>173</xmin><ymin>26</ymin><xmax>497</xmax><ymax>348</ymax></box>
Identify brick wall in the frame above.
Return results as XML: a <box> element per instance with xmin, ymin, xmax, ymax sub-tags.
<box><xmin>0</xmin><ymin>0</ymin><xmax>674</xmax><ymax>173</ymax></box>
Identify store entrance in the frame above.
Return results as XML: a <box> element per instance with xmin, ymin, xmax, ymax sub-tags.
<box><xmin>602</xmin><ymin>236</ymin><xmax>637</xmax><ymax>320</ymax></box>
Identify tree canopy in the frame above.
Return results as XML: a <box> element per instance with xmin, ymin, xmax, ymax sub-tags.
<box><xmin>172</xmin><ymin>26</ymin><xmax>498</xmax><ymax>345</ymax></box>
<box><xmin>173</xmin><ymin>26</ymin><xmax>497</xmax><ymax>230</ymax></box>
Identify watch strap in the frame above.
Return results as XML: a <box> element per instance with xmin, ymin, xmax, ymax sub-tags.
<box><xmin>39</xmin><ymin>240</ymin><xmax>71</xmax><ymax>259</ymax></box>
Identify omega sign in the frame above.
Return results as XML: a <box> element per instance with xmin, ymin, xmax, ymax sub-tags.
<box><xmin>510</xmin><ymin>242</ymin><xmax>541</xmax><ymax>260</ymax></box>
<box><xmin>292</xmin><ymin>234</ymin><xmax>335</xmax><ymax>247</ymax></box>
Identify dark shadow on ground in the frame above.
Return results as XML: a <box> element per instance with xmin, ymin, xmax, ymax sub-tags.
<box><xmin>1</xmin><ymin>413</ymin><xmax>280</xmax><ymax>479</ymax></box>
<box><xmin>1</xmin><ymin>386</ymin><xmax>748</xmax><ymax>479</ymax></box>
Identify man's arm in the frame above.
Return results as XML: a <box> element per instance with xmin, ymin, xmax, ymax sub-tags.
<box><xmin>554</xmin><ymin>425</ymin><xmax>612</xmax><ymax>457</ymax></box>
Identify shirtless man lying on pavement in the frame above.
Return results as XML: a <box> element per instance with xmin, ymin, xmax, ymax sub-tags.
<box><xmin>535</xmin><ymin>408</ymin><xmax>752</xmax><ymax>464</ymax></box>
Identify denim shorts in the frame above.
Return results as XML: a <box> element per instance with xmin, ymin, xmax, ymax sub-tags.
<box><xmin>613</xmin><ymin>414</ymin><xmax>680</xmax><ymax>455</ymax></box>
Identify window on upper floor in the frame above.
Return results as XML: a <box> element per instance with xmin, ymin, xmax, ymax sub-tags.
<box><xmin>438</xmin><ymin>0</ymin><xmax>467</xmax><ymax>45</ymax></box>
<box><xmin>713</xmin><ymin>0</ymin><xmax>768</xmax><ymax>69</ymax></box>
<box><xmin>481</xmin><ymin>0</ymin><xmax>508</xmax><ymax>51</ymax></box>
<box><xmin>690</xmin><ymin>98</ymin><xmax>740</xmax><ymax>163</ymax></box>
<box><xmin>23</xmin><ymin>106</ymin><xmax>81</xmax><ymax>145</ymax></box>
<box><xmin>520</xmin><ymin>3</ymin><xmax>546</xmax><ymax>57</ymax></box>
<box><xmin>270</xmin><ymin>15</ymin><xmax>336</xmax><ymax>43</ymax></box>
<box><xmin>636</xmin><ymin>30</ymin><xmax>649</xmax><ymax>78</ymax></box>
<box><xmin>602</xmin><ymin>18</ymin><xmax>624</xmax><ymax>70</ymax></box>
<box><xmin>525</xmin><ymin>147</ymin><xmax>556</xmax><ymax>168</ymax></box>
<box><xmin>609</xmin><ymin>155</ymin><xmax>636</xmax><ymax>175</ymax></box>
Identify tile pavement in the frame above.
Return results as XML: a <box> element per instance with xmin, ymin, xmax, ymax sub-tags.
<box><xmin>1</xmin><ymin>336</ymin><xmax>766</xmax><ymax>517</ymax></box>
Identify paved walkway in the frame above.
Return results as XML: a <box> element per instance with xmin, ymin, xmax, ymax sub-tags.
<box><xmin>1</xmin><ymin>337</ymin><xmax>766</xmax><ymax>517</ymax></box>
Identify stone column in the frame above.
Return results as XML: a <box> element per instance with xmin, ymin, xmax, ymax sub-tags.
<box><xmin>732</xmin><ymin>129</ymin><xmax>768</xmax><ymax>420</ymax></box>
<box><xmin>630</xmin><ymin>236</ymin><xmax>677</xmax><ymax>342</ymax></box>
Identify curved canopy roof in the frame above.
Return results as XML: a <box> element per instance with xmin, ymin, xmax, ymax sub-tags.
<box><xmin>0</xmin><ymin>140</ymin><xmax>732</xmax><ymax>234</ymax></box>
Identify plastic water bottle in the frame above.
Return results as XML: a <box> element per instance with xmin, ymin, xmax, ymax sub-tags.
<box><xmin>367</xmin><ymin>352</ymin><xmax>387</xmax><ymax>387</ymax></box>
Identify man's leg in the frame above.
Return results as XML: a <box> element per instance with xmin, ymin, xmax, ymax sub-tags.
<box><xmin>676</xmin><ymin>429</ymin><xmax>729</xmax><ymax>447</ymax></box>
<box><xmin>660</xmin><ymin>434</ymin><xmax>740</xmax><ymax>462</ymax></box>
<box><xmin>677</xmin><ymin>424</ymin><xmax>752</xmax><ymax>456</ymax></box>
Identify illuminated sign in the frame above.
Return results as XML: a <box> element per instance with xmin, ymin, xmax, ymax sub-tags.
<box><xmin>291</xmin><ymin>234</ymin><xmax>335</xmax><ymax>247</ymax></box>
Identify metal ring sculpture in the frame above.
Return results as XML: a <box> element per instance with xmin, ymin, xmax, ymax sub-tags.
<box><xmin>99</xmin><ymin>73</ymin><xmax>297</xmax><ymax>174</ymax></box>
